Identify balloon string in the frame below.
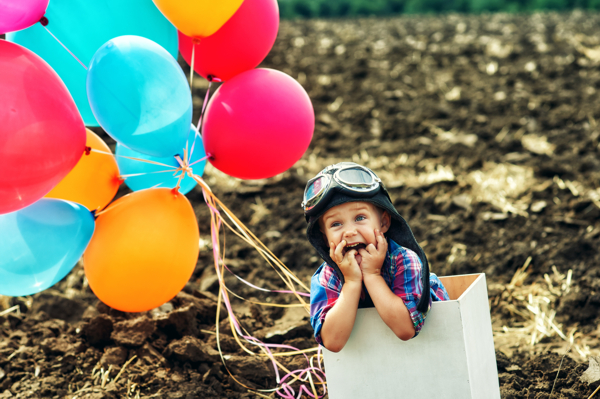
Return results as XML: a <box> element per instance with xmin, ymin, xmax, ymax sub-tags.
<box><xmin>187</xmin><ymin>134</ymin><xmax>204</xmax><ymax>166</ymax></box>
<box><xmin>189</xmin><ymin>42</ymin><xmax>196</xmax><ymax>89</ymax></box>
<box><xmin>89</xmin><ymin>148</ymin><xmax>192</xmax><ymax>188</ymax></box>
<box><xmin>203</xmin><ymin>189</ymin><xmax>318</xmax><ymax>375</ymax></box>
<box><xmin>204</xmin><ymin>179</ymin><xmax>318</xmax><ymax>392</ymax></box>
<box><xmin>195</xmin><ymin>77</ymin><xmax>220</xmax><ymax>137</ymax></box>
<box><xmin>192</xmin><ymin>174</ymin><xmax>310</xmax><ymax>292</ymax></box>
<box><xmin>41</xmin><ymin>25</ymin><xmax>88</xmax><ymax>70</ymax></box>
<box><xmin>119</xmin><ymin>169</ymin><xmax>180</xmax><ymax>179</ymax></box>
<box><xmin>188</xmin><ymin>153</ymin><xmax>210</xmax><ymax>167</ymax></box>
<box><xmin>215</xmin><ymin>213</ymin><xmax>307</xmax><ymax>298</ymax></box>
<box><xmin>207</xmin><ymin>202</ymin><xmax>310</xmax><ymax>300</ymax></box>
<box><xmin>172</xmin><ymin>155</ymin><xmax>191</xmax><ymax>191</ymax></box>
<box><xmin>197</xmin><ymin>177</ymin><xmax>326</xmax><ymax>398</ymax></box>
<box><xmin>174</xmin><ymin>155</ymin><xmax>186</xmax><ymax>169</ymax></box>
<box><xmin>174</xmin><ymin>171</ymin><xmax>186</xmax><ymax>191</ymax></box>
<box><xmin>222</xmin><ymin>262</ymin><xmax>309</xmax><ymax>297</ymax></box>
<box><xmin>228</xmin><ymin>291</ymin><xmax>326</xmax><ymax>397</ymax></box>
<box><xmin>277</xmin><ymin>367</ymin><xmax>326</xmax><ymax>399</ymax></box>
<box><xmin>90</xmin><ymin>148</ymin><xmax>176</xmax><ymax>169</ymax></box>
<box><xmin>224</xmin><ymin>286</ymin><xmax>307</xmax><ymax>308</ymax></box>
<box><xmin>188</xmin><ymin>78</ymin><xmax>215</xmax><ymax>161</ymax></box>
<box><xmin>210</xmin><ymin>213</ymin><xmax>288</xmax><ymax>386</ymax></box>
<box><xmin>93</xmin><ymin>198</ymin><xmax>127</xmax><ymax>218</ymax></box>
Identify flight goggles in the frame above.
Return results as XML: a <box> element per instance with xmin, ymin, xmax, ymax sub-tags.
<box><xmin>302</xmin><ymin>162</ymin><xmax>383</xmax><ymax>217</ymax></box>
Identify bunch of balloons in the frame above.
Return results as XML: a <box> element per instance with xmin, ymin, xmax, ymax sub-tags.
<box><xmin>0</xmin><ymin>0</ymin><xmax>315</xmax><ymax>312</ymax></box>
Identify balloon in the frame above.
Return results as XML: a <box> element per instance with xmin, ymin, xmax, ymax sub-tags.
<box><xmin>7</xmin><ymin>0</ymin><xmax>178</xmax><ymax>126</ymax></box>
<box><xmin>0</xmin><ymin>0</ymin><xmax>49</xmax><ymax>34</ymax></box>
<box><xmin>153</xmin><ymin>0</ymin><xmax>243</xmax><ymax>39</ymax></box>
<box><xmin>203</xmin><ymin>69</ymin><xmax>314</xmax><ymax>180</ymax></box>
<box><xmin>0</xmin><ymin>199</ymin><xmax>95</xmax><ymax>297</ymax></box>
<box><xmin>0</xmin><ymin>40</ymin><xmax>86</xmax><ymax>215</ymax></box>
<box><xmin>45</xmin><ymin>129</ymin><xmax>121</xmax><ymax>212</ymax></box>
<box><xmin>87</xmin><ymin>35</ymin><xmax>192</xmax><ymax>159</ymax></box>
<box><xmin>179</xmin><ymin>0</ymin><xmax>279</xmax><ymax>82</ymax></box>
<box><xmin>116</xmin><ymin>127</ymin><xmax>206</xmax><ymax>195</ymax></box>
<box><xmin>83</xmin><ymin>188</ymin><xmax>199</xmax><ymax>312</ymax></box>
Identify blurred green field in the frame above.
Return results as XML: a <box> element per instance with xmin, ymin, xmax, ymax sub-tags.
<box><xmin>278</xmin><ymin>0</ymin><xmax>600</xmax><ymax>18</ymax></box>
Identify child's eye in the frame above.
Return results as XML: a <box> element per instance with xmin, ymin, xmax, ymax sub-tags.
<box><xmin>355</xmin><ymin>215</ymin><xmax>366</xmax><ymax>222</ymax></box>
<box><xmin>330</xmin><ymin>222</ymin><xmax>341</xmax><ymax>228</ymax></box>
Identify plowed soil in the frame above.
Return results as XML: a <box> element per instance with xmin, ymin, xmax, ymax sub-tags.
<box><xmin>3</xmin><ymin>11</ymin><xmax>600</xmax><ymax>399</ymax></box>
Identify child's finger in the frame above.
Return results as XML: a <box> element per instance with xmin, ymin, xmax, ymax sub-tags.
<box><xmin>376</xmin><ymin>233</ymin><xmax>385</xmax><ymax>247</ymax></box>
<box><xmin>376</xmin><ymin>230</ymin><xmax>386</xmax><ymax>249</ymax></box>
<box><xmin>346</xmin><ymin>249</ymin><xmax>359</xmax><ymax>266</ymax></box>
<box><xmin>372</xmin><ymin>229</ymin><xmax>380</xmax><ymax>249</ymax></box>
<box><xmin>334</xmin><ymin>240</ymin><xmax>346</xmax><ymax>261</ymax></box>
<box><xmin>365</xmin><ymin>244</ymin><xmax>377</xmax><ymax>255</ymax></box>
<box><xmin>343</xmin><ymin>248</ymin><xmax>354</xmax><ymax>259</ymax></box>
<box><xmin>358</xmin><ymin>248</ymin><xmax>370</xmax><ymax>258</ymax></box>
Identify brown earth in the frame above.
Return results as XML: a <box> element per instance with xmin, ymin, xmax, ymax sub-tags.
<box><xmin>3</xmin><ymin>10</ymin><xmax>600</xmax><ymax>399</ymax></box>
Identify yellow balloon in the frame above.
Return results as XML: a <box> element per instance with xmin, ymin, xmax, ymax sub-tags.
<box><xmin>152</xmin><ymin>0</ymin><xmax>244</xmax><ymax>39</ymax></box>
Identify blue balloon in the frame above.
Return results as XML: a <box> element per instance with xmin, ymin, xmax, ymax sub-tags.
<box><xmin>87</xmin><ymin>35</ymin><xmax>192</xmax><ymax>158</ymax></box>
<box><xmin>6</xmin><ymin>0</ymin><xmax>178</xmax><ymax>127</ymax></box>
<box><xmin>116</xmin><ymin>127</ymin><xmax>207</xmax><ymax>195</ymax></box>
<box><xmin>0</xmin><ymin>199</ymin><xmax>95</xmax><ymax>297</ymax></box>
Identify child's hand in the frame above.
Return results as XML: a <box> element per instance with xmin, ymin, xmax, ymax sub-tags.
<box><xmin>330</xmin><ymin>240</ymin><xmax>362</xmax><ymax>283</ymax></box>
<box><xmin>358</xmin><ymin>229</ymin><xmax>388</xmax><ymax>278</ymax></box>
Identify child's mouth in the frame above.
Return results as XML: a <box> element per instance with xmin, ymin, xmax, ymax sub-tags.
<box><xmin>342</xmin><ymin>242</ymin><xmax>367</xmax><ymax>256</ymax></box>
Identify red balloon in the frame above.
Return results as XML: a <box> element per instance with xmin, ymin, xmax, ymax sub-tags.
<box><xmin>203</xmin><ymin>68</ymin><xmax>314</xmax><ymax>180</ymax></box>
<box><xmin>0</xmin><ymin>40</ymin><xmax>85</xmax><ymax>215</ymax></box>
<box><xmin>179</xmin><ymin>0</ymin><xmax>279</xmax><ymax>82</ymax></box>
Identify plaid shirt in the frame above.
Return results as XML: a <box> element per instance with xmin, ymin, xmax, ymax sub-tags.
<box><xmin>310</xmin><ymin>239</ymin><xmax>449</xmax><ymax>345</ymax></box>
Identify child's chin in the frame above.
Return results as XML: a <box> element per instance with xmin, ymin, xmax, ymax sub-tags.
<box><xmin>355</xmin><ymin>254</ymin><xmax>362</xmax><ymax>266</ymax></box>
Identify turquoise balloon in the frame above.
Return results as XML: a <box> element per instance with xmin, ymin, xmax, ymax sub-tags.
<box><xmin>0</xmin><ymin>199</ymin><xmax>95</xmax><ymax>297</ymax></box>
<box><xmin>6</xmin><ymin>0</ymin><xmax>177</xmax><ymax>127</ymax></box>
<box><xmin>116</xmin><ymin>127</ymin><xmax>206</xmax><ymax>195</ymax></box>
<box><xmin>87</xmin><ymin>35</ymin><xmax>192</xmax><ymax>158</ymax></box>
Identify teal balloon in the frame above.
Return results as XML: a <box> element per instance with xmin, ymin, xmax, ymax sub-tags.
<box><xmin>0</xmin><ymin>199</ymin><xmax>95</xmax><ymax>297</ymax></box>
<box><xmin>6</xmin><ymin>0</ymin><xmax>178</xmax><ymax>127</ymax></box>
<box><xmin>116</xmin><ymin>127</ymin><xmax>206</xmax><ymax>195</ymax></box>
<box><xmin>87</xmin><ymin>35</ymin><xmax>192</xmax><ymax>158</ymax></box>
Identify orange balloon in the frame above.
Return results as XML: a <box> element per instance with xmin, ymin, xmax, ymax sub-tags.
<box><xmin>152</xmin><ymin>0</ymin><xmax>244</xmax><ymax>38</ymax></box>
<box><xmin>83</xmin><ymin>188</ymin><xmax>199</xmax><ymax>312</ymax></box>
<box><xmin>45</xmin><ymin>129</ymin><xmax>121</xmax><ymax>211</ymax></box>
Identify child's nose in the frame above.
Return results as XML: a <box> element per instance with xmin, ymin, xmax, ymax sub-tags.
<box><xmin>343</xmin><ymin>228</ymin><xmax>357</xmax><ymax>238</ymax></box>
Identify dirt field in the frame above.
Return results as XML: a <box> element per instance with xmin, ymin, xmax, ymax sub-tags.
<box><xmin>3</xmin><ymin>11</ymin><xmax>600</xmax><ymax>399</ymax></box>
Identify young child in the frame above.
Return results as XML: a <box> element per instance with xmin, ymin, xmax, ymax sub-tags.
<box><xmin>304</xmin><ymin>162</ymin><xmax>449</xmax><ymax>352</ymax></box>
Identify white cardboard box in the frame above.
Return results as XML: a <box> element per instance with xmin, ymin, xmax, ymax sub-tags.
<box><xmin>322</xmin><ymin>273</ymin><xmax>501</xmax><ymax>399</ymax></box>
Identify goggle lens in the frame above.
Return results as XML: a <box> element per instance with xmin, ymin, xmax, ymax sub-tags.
<box><xmin>305</xmin><ymin>176</ymin><xmax>327</xmax><ymax>201</ymax></box>
<box><xmin>303</xmin><ymin>164</ymin><xmax>381</xmax><ymax>216</ymax></box>
<box><xmin>337</xmin><ymin>167</ymin><xmax>373</xmax><ymax>184</ymax></box>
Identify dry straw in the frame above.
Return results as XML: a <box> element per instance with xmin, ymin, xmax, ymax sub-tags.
<box><xmin>492</xmin><ymin>256</ymin><xmax>594</xmax><ymax>361</ymax></box>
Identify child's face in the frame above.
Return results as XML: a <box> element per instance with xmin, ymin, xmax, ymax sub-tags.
<box><xmin>320</xmin><ymin>201</ymin><xmax>390</xmax><ymax>257</ymax></box>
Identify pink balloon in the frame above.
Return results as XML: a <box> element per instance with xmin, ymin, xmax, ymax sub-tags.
<box><xmin>0</xmin><ymin>40</ymin><xmax>86</xmax><ymax>215</ymax></box>
<box><xmin>203</xmin><ymin>68</ymin><xmax>314</xmax><ymax>180</ymax></box>
<box><xmin>179</xmin><ymin>0</ymin><xmax>279</xmax><ymax>82</ymax></box>
<box><xmin>0</xmin><ymin>0</ymin><xmax>49</xmax><ymax>34</ymax></box>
